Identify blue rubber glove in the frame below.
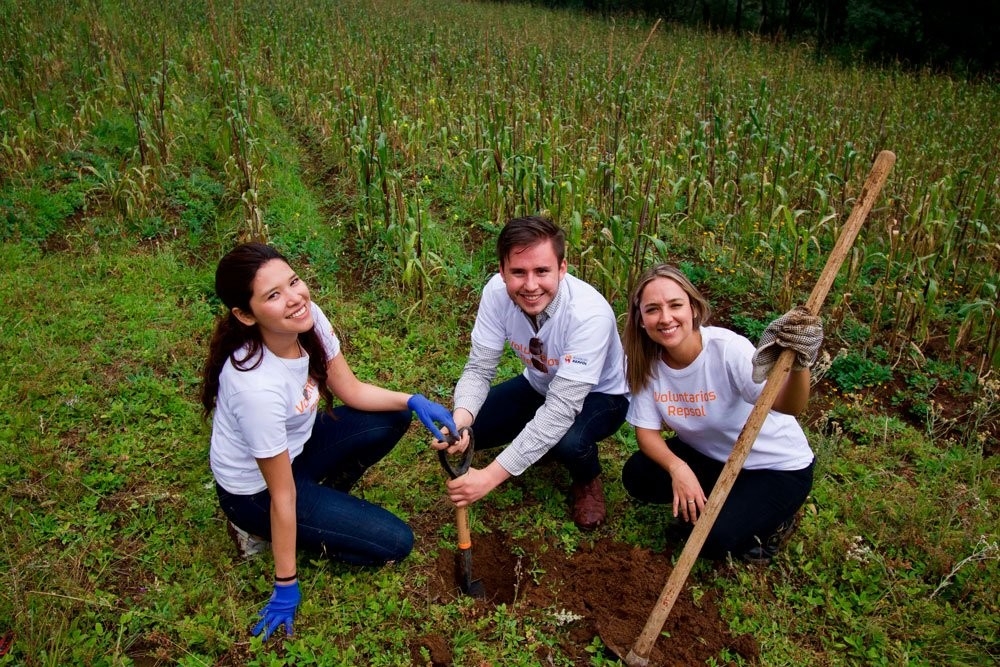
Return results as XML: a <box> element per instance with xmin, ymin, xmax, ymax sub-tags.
<box><xmin>407</xmin><ymin>394</ymin><xmax>457</xmax><ymax>441</ymax></box>
<box><xmin>252</xmin><ymin>581</ymin><xmax>300</xmax><ymax>640</ymax></box>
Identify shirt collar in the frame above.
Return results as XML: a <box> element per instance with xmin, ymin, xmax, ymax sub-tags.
<box><xmin>533</xmin><ymin>277</ymin><xmax>565</xmax><ymax>330</ymax></box>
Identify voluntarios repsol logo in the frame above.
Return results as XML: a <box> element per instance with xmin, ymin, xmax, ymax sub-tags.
<box><xmin>654</xmin><ymin>389</ymin><xmax>716</xmax><ymax>417</ymax></box>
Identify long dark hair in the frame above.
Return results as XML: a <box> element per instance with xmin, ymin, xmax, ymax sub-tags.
<box><xmin>624</xmin><ymin>264</ymin><xmax>712</xmax><ymax>394</ymax></box>
<box><xmin>200</xmin><ymin>243</ymin><xmax>334</xmax><ymax>416</ymax></box>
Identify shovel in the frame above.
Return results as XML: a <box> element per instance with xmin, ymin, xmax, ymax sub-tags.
<box><xmin>617</xmin><ymin>150</ymin><xmax>896</xmax><ymax>666</ymax></box>
<box><xmin>438</xmin><ymin>427</ymin><xmax>486</xmax><ymax>598</ymax></box>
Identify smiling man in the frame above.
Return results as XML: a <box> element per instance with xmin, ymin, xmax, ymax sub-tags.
<box><xmin>434</xmin><ymin>216</ymin><xmax>629</xmax><ymax>530</ymax></box>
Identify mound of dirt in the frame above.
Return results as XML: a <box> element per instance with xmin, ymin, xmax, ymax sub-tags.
<box><xmin>417</xmin><ymin>528</ymin><xmax>758</xmax><ymax>666</ymax></box>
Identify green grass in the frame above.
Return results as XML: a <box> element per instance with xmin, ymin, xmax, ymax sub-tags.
<box><xmin>1</xmin><ymin>0</ymin><xmax>998</xmax><ymax>665</ymax></box>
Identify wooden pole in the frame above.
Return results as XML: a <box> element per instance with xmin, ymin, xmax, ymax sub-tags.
<box><xmin>625</xmin><ymin>150</ymin><xmax>896</xmax><ymax>667</ymax></box>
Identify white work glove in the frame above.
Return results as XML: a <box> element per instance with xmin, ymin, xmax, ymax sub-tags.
<box><xmin>751</xmin><ymin>306</ymin><xmax>823</xmax><ymax>383</ymax></box>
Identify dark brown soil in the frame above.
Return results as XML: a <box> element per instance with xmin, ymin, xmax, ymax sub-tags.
<box><xmin>413</xmin><ymin>526</ymin><xmax>758</xmax><ymax>666</ymax></box>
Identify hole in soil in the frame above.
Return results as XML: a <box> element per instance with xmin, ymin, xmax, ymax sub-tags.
<box><xmin>427</xmin><ymin>529</ymin><xmax>521</xmax><ymax>605</ymax></box>
<box><xmin>417</xmin><ymin>528</ymin><xmax>760</xmax><ymax>666</ymax></box>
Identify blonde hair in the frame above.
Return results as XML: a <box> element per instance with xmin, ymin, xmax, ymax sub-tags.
<box><xmin>624</xmin><ymin>264</ymin><xmax>712</xmax><ymax>393</ymax></box>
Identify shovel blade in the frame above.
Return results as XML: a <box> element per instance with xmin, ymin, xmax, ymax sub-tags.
<box><xmin>596</xmin><ymin>621</ymin><xmax>632</xmax><ymax>663</ymax></box>
<box><xmin>456</xmin><ymin>548</ymin><xmax>486</xmax><ymax>598</ymax></box>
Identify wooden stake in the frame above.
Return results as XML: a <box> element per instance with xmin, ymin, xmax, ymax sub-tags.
<box><xmin>625</xmin><ymin>150</ymin><xmax>896</xmax><ymax>667</ymax></box>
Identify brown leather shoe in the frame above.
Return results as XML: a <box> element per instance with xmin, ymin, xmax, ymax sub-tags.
<box><xmin>570</xmin><ymin>477</ymin><xmax>606</xmax><ymax>531</ymax></box>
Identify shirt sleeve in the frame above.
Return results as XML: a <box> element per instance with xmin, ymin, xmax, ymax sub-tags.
<box><xmin>230</xmin><ymin>388</ymin><xmax>290</xmax><ymax>459</ymax></box>
<box><xmin>626</xmin><ymin>382</ymin><xmax>665</xmax><ymax>431</ymax></box>
<box><xmin>494</xmin><ymin>374</ymin><xmax>592</xmax><ymax>476</ymax></box>
<box><xmin>726</xmin><ymin>334</ymin><xmax>762</xmax><ymax>404</ymax></box>
<box><xmin>453</xmin><ymin>340</ymin><xmax>503</xmax><ymax>419</ymax></box>
<box><xmin>468</xmin><ymin>276</ymin><xmax>510</xmax><ymax>351</ymax></box>
<box><xmin>555</xmin><ymin>310</ymin><xmax>618</xmax><ymax>386</ymax></box>
<box><xmin>312</xmin><ymin>303</ymin><xmax>341</xmax><ymax>361</ymax></box>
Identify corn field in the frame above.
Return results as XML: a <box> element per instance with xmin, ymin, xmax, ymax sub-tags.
<box><xmin>2</xmin><ymin>0</ymin><xmax>998</xmax><ymax>368</ymax></box>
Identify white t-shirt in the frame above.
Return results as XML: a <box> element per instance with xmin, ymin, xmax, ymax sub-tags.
<box><xmin>210</xmin><ymin>302</ymin><xmax>340</xmax><ymax>494</ymax></box>
<box><xmin>626</xmin><ymin>326</ymin><xmax>813</xmax><ymax>471</ymax></box>
<box><xmin>470</xmin><ymin>272</ymin><xmax>628</xmax><ymax>397</ymax></box>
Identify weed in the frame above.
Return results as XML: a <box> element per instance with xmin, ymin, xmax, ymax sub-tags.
<box><xmin>165</xmin><ymin>170</ymin><xmax>225</xmax><ymax>239</ymax></box>
<box><xmin>826</xmin><ymin>350</ymin><xmax>894</xmax><ymax>392</ymax></box>
<box><xmin>728</xmin><ymin>312</ymin><xmax>769</xmax><ymax>342</ymax></box>
<box><xmin>0</xmin><ymin>181</ymin><xmax>87</xmax><ymax>243</ymax></box>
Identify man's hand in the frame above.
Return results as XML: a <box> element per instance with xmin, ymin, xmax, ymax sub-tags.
<box><xmin>430</xmin><ymin>410</ymin><xmax>473</xmax><ymax>454</ymax></box>
<box><xmin>445</xmin><ymin>463</ymin><xmax>510</xmax><ymax>506</ymax></box>
<box><xmin>431</xmin><ymin>428</ymin><xmax>471</xmax><ymax>454</ymax></box>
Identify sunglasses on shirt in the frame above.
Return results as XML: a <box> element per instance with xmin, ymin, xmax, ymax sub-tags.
<box><xmin>529</xmin><ymin>336</ymin><xmax>548</xmax><ymax>373</ymax></box>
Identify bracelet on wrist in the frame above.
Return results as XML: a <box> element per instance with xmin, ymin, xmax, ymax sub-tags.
<box><xmin>275</xmin><ymin>573</ymin><xmax>297</xmax><ymax>582</ymax></box>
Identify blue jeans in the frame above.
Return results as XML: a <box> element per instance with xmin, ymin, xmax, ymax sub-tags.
<box><xmin>622</xmin><ymin>438</ymin><xmax>814</xmax><ymax>559</ymax></box>
<box><xmin>471</xmin><ymin>375</ymin><xmax>629</xmax><ymax>483</ymax></box>
<box><xmin>216</xmin><ymin>406</ymin><xmax>414</xmax><ymax>565</ymax></box>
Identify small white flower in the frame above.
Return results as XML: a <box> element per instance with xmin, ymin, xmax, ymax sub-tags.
<box><xmin>847</xmin><ymin>535</ymin><xmax>873</xmax><ymax>563</ymax></box>
<box><xmin>552</xmin><ymin>609</ymin><xmax>584</xmax><ymax>626</ymax></box>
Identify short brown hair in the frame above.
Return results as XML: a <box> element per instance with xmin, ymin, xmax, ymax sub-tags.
<box><xmin>496</xmin><ymin>215</ymin><xmax>565</xmax><ymax>268</ymax></box>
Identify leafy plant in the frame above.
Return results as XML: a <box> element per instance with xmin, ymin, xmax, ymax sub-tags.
<box><xmin>165</xmin><ymin>170</ymin><xmax>225</xmax><ymax>239</ymax></box>
<box><xmin>0</xmin><ymin>181</ymin><xmax>86</xmax><ymax>243</ymax></box>
<box><xmin>728</xmin><ymin>312</ymin><xmax>769</xmax><ymax>342</ymax></box>
<box><xmin>826</xmin><ymin>351</ymin><xmax>894</xmax><ymax>392</ymax></box>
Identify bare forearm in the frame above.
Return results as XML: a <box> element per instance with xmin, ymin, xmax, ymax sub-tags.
<box><xmin>772</xmin><ymin>368</ymin><xmax>811</xmax><ymax>416</ymax></box>
<box><xmin>341</xmin><ymin>383</ymin><xmax>411</xmax><ymax>412</ymax></box>
<box><xmin>269</xmin><ymin>492</ymin><xmax>297</xmax><ymax>579</ymax></box>
<box><xmin>636</xmin><ymin>428</ymin><xmax>686</xmax><ymax>475</ymax></box>
<box><xmin>326</xmin><ymin>353</ymin><xmax>412</xmax><ymax>411</ymax></box>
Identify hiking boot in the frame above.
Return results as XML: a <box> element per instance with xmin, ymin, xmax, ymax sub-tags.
<box><xmin>742</xmin><ymin>513</ymin><xmax>800</xmax><ymax>565</ymax></box>
<box><xmin>227</xmin><ymin>520</ymin><xmax>270</xmax><ymax>558</ymax></box>
<box><xmin>570</xmin><ymin>477</ymin><xmax>606</xmax><ymax>531</ymax></box>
